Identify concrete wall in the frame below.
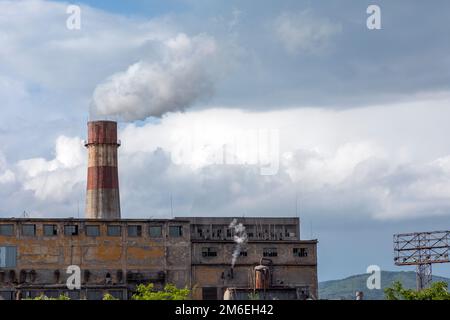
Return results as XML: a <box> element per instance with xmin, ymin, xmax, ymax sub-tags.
<box><xmin>190</xmin><ymin>240</ymin><xmax>318</xmax><ymax>300</ymax></box>
<box><xmin>0</xmin><ymin>219</ymin><xmax>191</xmax><ymax>297</ymax></box>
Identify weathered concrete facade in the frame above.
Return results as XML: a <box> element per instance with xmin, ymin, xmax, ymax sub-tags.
<box><xmin>0</xmin><ymin>217</ymin><xmax>317</xmax><ymax>300</ymax></box>
<box><xmin>186</xmin><ymin>217</ymin><xmax>318</xmax><ymax>300</ymax></box>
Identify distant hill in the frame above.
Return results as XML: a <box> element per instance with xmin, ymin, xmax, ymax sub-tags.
<box><xmin>319</xmin><ymin>271</ymin><xmax>450</xmax><ymax>300</ymax></box>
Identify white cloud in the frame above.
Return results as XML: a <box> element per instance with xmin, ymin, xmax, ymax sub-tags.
<box><xmin>274</xmin><ymin>10</ymin><xmax>342</xmax><ymax>54</ymax></box>
<box><xmin>16</xmin><ymin>136</ymin><xmax>85</xmax><ymax>201</ymax></box>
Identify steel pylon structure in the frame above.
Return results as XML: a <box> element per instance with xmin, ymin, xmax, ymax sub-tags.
<box><xmin>394</xmin><ymin>230</ymin><xmax>450</xmax><ymax>290</ymax></box>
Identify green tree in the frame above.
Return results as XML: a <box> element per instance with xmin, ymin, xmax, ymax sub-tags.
<box><xmin>132</xmin><ymin>283</ymin><xmax>190</xmax><ymax>300</ymax></box>
<box><xmin>385</xmin><ymin>281</ymin><xmax>450</xmax><ymax>300</ymax></box>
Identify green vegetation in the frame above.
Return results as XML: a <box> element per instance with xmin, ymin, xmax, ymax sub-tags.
<box><xmin>131</xmin><ymin>283</ymin><xmax>190</xmax><ymax>300</ymax></box>
<box><xmin>27</xmin><ymin>294</ymin><xmax>71</xmax><ymax>300</ymax></box>
<box><xmin>23</xmin><ymin>283</ymin><xmax>189</xmax><ymax>300</ymax></box>
<box><xmin>385</xmin><ymin>281</ymin><xmax>450</xmax><ymax>300</ymax></box>
<box><xmin>247</xmin><ymin>292</ymin><xmax>260</xmax><ymax>300</ymax></box>
<box><xmin>319</xmin><ymin>271</ymin><xmax>450</xmax><ymax>300</ymax></box>
<box><xmin>102</xmin><ymin>293</ymin><xmax>119</xmax><ymax>300</ymax></box>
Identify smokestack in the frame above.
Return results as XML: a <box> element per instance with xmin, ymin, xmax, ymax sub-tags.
<box><xmin>85</xmin><ymin>121</ymin><xmax>121</xmax><ymax>219</ymax></box>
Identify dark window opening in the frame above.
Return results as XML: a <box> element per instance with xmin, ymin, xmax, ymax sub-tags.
<box><xmin>202</xmin><ymin>287</ymin><xmax>218</xmax><ymax>300</ymax></box>
<box><xmin>107</xmin><ymin>225</ymin><xmax>121</xmax><ymax>237</ymax></box>
<box><xmin>293</xmin><ymin>247</ymin><xmax>308</xmax><ymax>257</ymax></box>
<box><xmin>169</xmin><ymin>226</ymin><xmax>182</xmax><ymax>237</ymax></box>
<box><xmin>240</xmin><ymin>251</ymin><xmax>248</xmax><ymax>257</ymax></box>
<box><xmin>0</xmin><ymin>224</ymin><xmax>14</xmax><ymax>236</ymax></box>
<box><xmin>21</xmin><ymin>224</ymin><xmax>36</xmax><ymax>237</ymax></box>
<box><xmin>64</xmin><ymin>225</ymin><xmax>78</xmax><ymax>236</ymax></box>
<box><xmin>149</xmin><ymin>226</ymin><xmax>162</xmax><ymax>238</ymax></box>
<box><xmin>202</xmin><ymin>247</ymin><xmax>218</xmax><ymax>257</ymax></box>
<box><xmin>127</xmin><ymin>225</ymin><xmax>142</xmax><ymax>237</ymax></box>
<box><xmin>86</xmin><ymin>225</ymin><xmax>100</xmax><ymax>237</ymax></box>
<box><xmin>263</xmin><ymin>248</ymin><xmax>278</xmax><ymax>257</ymax></box>
<box><xmin>86</xmin><ymin>290</ymin><xmax>103</xmax><ymax>300</ymax></box>
<box><xmin>44</xmin><ymin>224</ymin><xmax>58</xmax><ymax>236</ymax></box>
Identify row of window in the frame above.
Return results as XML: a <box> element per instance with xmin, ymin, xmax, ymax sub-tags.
<box><xmin>200</xmin><ymin>247</ymin><xmax>308</xmax><ymax>258</ymax></box>
<box><xmin>0</xmin><ymin>224</ymin><xmax>183</xmax><ymax>238</ymax></box>
<box><xmin>196</xmin><ymin>227</ymin><xmax>297</xmax><ymax>240</ymax></box>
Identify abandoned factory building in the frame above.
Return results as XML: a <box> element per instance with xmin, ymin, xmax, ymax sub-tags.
<box><xmin>0</xmin><ymin>121</ymin><xmax>318</xmax><ymax>300</ymax></box>
<box><xmin>0</xmin><ymin>216</ymin><xmax>318</xmax><ymax>300</ymax></box>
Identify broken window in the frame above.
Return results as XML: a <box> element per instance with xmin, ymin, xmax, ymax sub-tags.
<box><xmin>169</xmin><ymin>226</ymin><xmax>183</xmax><ymax>237</ymax></box>
<box><xmin>127</xmin><ymin>225</ymin><xmax>142</xmax><ymax>237</ymax></box>
<box><xmin>149</xmin><ymin>226</ymin><xmax>162</xmax><ymax>238</ymax></box>
<box><xmin>86</xmin><ymin>225</ymin><xmax>100</xmax><ymax>237</ymax></box>
<box><xmin>21</xmin><ymin>224</ymin><xmax>36</xmax><ymax>237</ymax></box>
<box><xmin>107</xmin><ymin>225</ymin><xmax>121</xmax><ymax>236</ymax></box>
<box><xmin>64</xmin><ymin>225</ymin><xmax>78</xmax><ymax>236</ymax></box>
<box><xmin>201</xmin><ymin>247</ymin><xmax>218</xmax><ymax>257</ymax></box>
<box><xmin>43</xmin><ymin>224</ymin><xmax>58</xmax><ymax>236</ymax></box>
<box><xmin>263</xmin><ymin>248</ymin><xmax>278</xmax><ymax>257</ymax></box>
<box><xmin>293</xmin><ymin>247</ymin><xmax>308</xmax><ymax>257</ymax></box>
<box><xmin>0</xmin><ymin>224</ymin><xmax>14</xmax><ymax>236</ymax></box>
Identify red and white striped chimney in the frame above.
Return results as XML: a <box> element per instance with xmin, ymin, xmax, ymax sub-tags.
<box><xmin>85</xmin><ymin>121</ymin><xmax>121</xmax><ymax>219</ymax></box>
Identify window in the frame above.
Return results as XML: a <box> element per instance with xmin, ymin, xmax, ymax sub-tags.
<box><xmin>202</xmin><ymin>287</ymin><xmax>218</xmax><ymax>300</ymax></box>
<box><xmin>202</xmin><ymin>247</ymin><xmax>218</xmax><ymax>257</ymax></box>
<box><xmin>240</xmin><ymin>251</ymin><xmax>248</xmax><ymax>257</ymax></box>
<box><xmin>263</xmin><ymin>248</ymin><xmax>278</xmax><ymax>257</ymax></box>
<box><xmin>0</xmin><ymin>224</ymin><xmax>14</xmax><ymax>236</ymax></box>
<box><xmin>65</xmin><ymin>291</ymin><xmax>81</xmax><ymax>300</ymax></box>
<box><xmin>127</xmin><ymin>225</ymin><xmax>142</xmax><ymax>237</ymax></box>
<box><xmin>293</xmin><ymin>247</ymin><xmax>308</xmax><ymax>257</ymax></box>
<box><xmin>0</xmin><ymin>246</ymin><xmax>17</xmax><ymax>268</ymax></box>
<box><xmin>0</xmin><ymin>291</ymin><xmax>13</xmax><ymax>300</ymax></box>
<box><xmin>169</xmin><ymin>226</ymin><xmax>183</xmax><ymax>237</ymax></box>
<box><xmin>108</xmin><ymin>290</ymin><xmax>123</xmax><ymax>300</ymax></box>
<box><xmin>86</xmin><ymin>225</ymin><xmax>100</xmax><ymax>237</ymax></box>
<box><xmin>86</xmin><ymin>290</ymin><xmax>103</xmax><ymax>300</ymax></box>
<box><xmin>107</xmin><ymin>225</ymin><xmax>121</xmax><ymax>237</ymax></box>
<box><xmin>44</xmin><ymin>290</ymin><xmax>59</xmax><ymax>299</ymax></box>
<box><xmin>64</xmin><ymin>225</ymin><xmax>78</xmax><ymax>236</ymax></box>
<box><xmin>149</xmin><ymin>226</ymin><xmax>162</xmax><ymax>238</ymax></box>
<box><xmin>43</xmin><ymin>224</ymin><xmax>58</xmax><ymax>236</ymax></box>
<box><xmin>21</xmin><ymin>224</ymin><xmax>36</xmax><ymax>236</ymax></box>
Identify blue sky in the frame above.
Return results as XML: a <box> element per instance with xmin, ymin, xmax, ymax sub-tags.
<box><xmin>1</xmin><ymin>0</ymin><xmax>450</xmax><ymax>282</ymax></box>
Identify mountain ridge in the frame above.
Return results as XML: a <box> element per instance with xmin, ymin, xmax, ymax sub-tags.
<box><xmin>319</xmin><ymin>271</ymin><xmax>450</xmax><ymax>300</ymax></box>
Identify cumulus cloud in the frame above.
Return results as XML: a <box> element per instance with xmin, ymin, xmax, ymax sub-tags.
<box><xmin>0</xmin><ymin>152</ymin><xmax>15</xmax><ymax>184</ymax></box>
<box><xmin>16</xmin><ymin>136</ymin><xmax>85</xmax><ymax>201</ymax></box>
<box><xmin>274</xmin><ymin>10</ymin><xmax>342</xmax><ymax>55</ymax></box>
<box><xmin>90</xmin><ymin>33</ymin><xmax>218</xmax><ymax>121</ymax></box>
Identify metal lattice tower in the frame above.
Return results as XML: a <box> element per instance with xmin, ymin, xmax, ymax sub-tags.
<box><xmin>394</xmin><ymin>230</ymin><xmax>450</xmax><ymax>290</ymax></box>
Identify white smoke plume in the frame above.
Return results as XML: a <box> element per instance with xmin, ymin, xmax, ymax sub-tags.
<box><xmin>229</xmin><ymin>218</ymin><xmax>248</xmax><ymax>268</ymax></box>
<box><xmin>90</xmin><ymin>33</ymin><xmax>217</xmax><ymax>121</ymax></box>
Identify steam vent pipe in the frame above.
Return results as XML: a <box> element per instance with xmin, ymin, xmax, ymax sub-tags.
<box><xmin>85</xmin><ymin>121</ymin><xmax>121</xmax><ymax>219</ymax></box>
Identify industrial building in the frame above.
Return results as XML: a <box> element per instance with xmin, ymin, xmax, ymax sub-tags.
<box><xmin>0</xmin><ymin>121</ymin><xmax>318</xmax><ymax>300</ymax></box>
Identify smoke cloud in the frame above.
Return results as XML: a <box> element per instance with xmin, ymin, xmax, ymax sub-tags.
<box><xmin>229</xmin><ymin>218</ymin><xmax>248</xmax><ymax>268</ymax></box>
<box><xmin>90</xmin><ymin>33</ymin><xmax>217</xmax><ymax>121</ymax></box>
